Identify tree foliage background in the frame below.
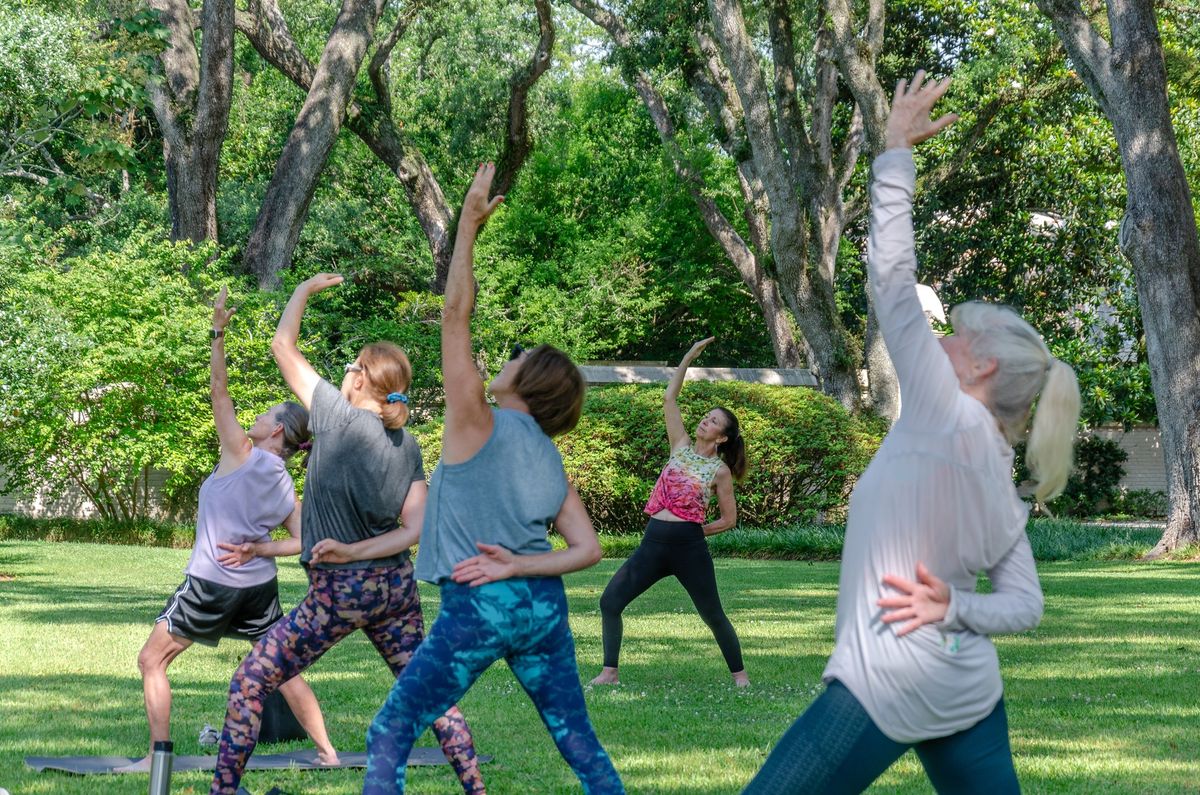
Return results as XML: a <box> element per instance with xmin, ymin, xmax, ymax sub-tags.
<box><xmin>1</xmin><ymin>0</ymin><xmax>1197</xmax><ymax>523</ymax></box>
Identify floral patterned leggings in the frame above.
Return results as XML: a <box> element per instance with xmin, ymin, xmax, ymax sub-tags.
<box><xmin>364</xmin><ymin>577</ymin><xmax>624</xmax><ymax>794</ymax></box>
<box><xmin>209</xmin><ymin>561</ymin><xmax>483</xmax><ymax>795</ymax></box>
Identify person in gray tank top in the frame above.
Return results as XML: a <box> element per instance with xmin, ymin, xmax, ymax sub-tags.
<box><xmin>363</xmin><ymin>163</ymin><xmax>625</xmax><ymax>795</ymax></box>
<box><xmin>209</xmin><ymin>278</ymin><xmax>484</xmax><ymax>795</ymax></box>
<box><xmin>121</xmin><ymin>287</ymin><xmax>337</xmax><ymax>772</ymax></box>
<box><xmin>744</xmin><ymin>72</ymin><xmax>1080</xmax><ymax>795</ymax></box>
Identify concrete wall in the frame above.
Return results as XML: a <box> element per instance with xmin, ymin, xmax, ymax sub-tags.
<box><xmin>0</xmin><ymin>468</ymin><xmax>177</xmax><ymax>520</ymax></box>
<box><xmin>1091</xmin><ymin>424</ymin><xmax>1166</xmax><ymax>494</ymax></box>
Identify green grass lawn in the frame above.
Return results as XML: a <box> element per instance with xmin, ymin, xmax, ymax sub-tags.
<box><xmin>1</xmin><ymin>541</ymin><xmax>1198</xmax><ymax>794</ymax></box>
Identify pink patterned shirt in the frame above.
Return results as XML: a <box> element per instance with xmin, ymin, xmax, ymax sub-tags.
<box><xmin>644</xmin><ymin>446</ymin><xmax>723</xmax><ymax>524</ymax></box>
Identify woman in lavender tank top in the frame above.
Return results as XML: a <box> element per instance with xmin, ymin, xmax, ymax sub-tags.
<box><xmin>591</xmin><ymin>337</ymin><xmax>750</xmax><ymax>688</ymax></box>
<box><xmin>120</xmin><ymin>287</ymin><xmax>337</xmax><ymax>771</ymax></box>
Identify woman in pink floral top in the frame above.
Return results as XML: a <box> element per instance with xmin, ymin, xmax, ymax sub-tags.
<box><xmin>591</xmin><ymin>338</ymin><xmax>750</xmax><ymax>687</ymax></box>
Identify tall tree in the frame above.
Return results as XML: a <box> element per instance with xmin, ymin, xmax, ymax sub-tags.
<box><xmin>1036</xmin><ymin>0</ymin><xmax>1200</xmax><ymax>554</ymax></box>
<box><xmin>237</xmin><ymin>0</ymin><xmax>555</xmax><ymax>291</ymax></box>
<box><xmin>565</xmin><ymin>0</ymin><xmax>1009</xmax><ymax>411</ymax></box>
<box><xmin>146</xmin><ymin>0</ymin><xmax>235</xmax><ymax>243</ymax></box>
<box><xmin>241</xmin><ymin>0</ymin><xmax>389</xmax><ymax>289</ymax></box>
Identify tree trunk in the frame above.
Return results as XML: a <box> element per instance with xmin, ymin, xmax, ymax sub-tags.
<box><xmin>148</xmin><ymin>0</ymin><xmax>235</xmax><ymax>244</ymax></box>
<box><xmin>1035</xmin><ymin>0</ymin><xmax>1200</xmax><ymax>553</ymax></box>
<box><xmin>237</xmin><ymin>0</ymin><xmax>551</xmax><ymax>292</ymax></box>
<box><xmin>244</xmin><ymin>0</ymin><xmax>387</xmax><ymax>289</ymax></box>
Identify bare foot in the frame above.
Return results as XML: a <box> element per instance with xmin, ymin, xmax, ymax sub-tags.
<box><xmin>589</xmin><ymin>667</ymin><xmax>620</xmax><ymax>685</ymax></box>
<box><xmin>316</xmin><ymin>748</ymin><xmax>341</xmax><ymax>766</ymax></box>
<box><xmin>732</xmin><ymin>670</ymin><xmax>750</xmax><ymax>688</ymax></box>
<box><xmin>113</xmin><ymin>757</ymin><xmax>152</xmax><ymax>773</ymax></box>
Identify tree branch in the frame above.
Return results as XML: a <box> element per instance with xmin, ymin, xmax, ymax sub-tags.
<box><xmin>367</xmin><ymin>0</ymin><xmax>428</xmax><ymax>114</ymax></box>
<box><xmin>766</xmin><ymin>0</ymin><xmax>810</xmax><ymax>184</ymax></box>
<box><xmin>493</xmin><ymin>0</ymin><xmax>555</xmax><ymax>198</ymax></box>
<box><xmin>1034</xmin><ymin>0</ymin><xmax>1114</xmax><ymax>111</ymax></box>
<box><xmin>705</xmin><ymin>0</ymin><xmax>792</xmax><ymax>209</ymax></box>
<box><xmin>825</xmin><ymin>0</ymin><xmax>889</xmax><ymax>156</ymax></box>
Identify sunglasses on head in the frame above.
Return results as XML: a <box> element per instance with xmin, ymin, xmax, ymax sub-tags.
<box><xmin>509</xmin><ymin>342</ymin><xmax>535</xmax><ymax>361</ymax></box>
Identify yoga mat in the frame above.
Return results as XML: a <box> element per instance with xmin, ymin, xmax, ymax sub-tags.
<box><xmin>26</xmin><ymin>747</ymin><xmax>492</xmax><ymax>774</ymax></box>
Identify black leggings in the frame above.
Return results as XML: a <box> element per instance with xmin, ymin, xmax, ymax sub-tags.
<box><xmin>599</xmin><ymin>518</ymin><xmax>744</xmax><ymax>672</ymax></box>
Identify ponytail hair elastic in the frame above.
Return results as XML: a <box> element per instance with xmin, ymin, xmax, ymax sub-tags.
<box><xmin>386</xmin><ymin>392</ymin><xmax>409</xmax><ymax>404</ymax></box>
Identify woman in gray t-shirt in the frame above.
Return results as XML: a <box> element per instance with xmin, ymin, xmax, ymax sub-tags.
<box><xmin>209</xmin><ymin>278</ymin><xmax>484</xmax><ymax>795</ymax></box>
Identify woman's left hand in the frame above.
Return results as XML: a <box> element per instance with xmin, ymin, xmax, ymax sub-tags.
<box><xmin>451</xmin><ymin>542</ymin><xmax>519</xmax><ymax>586</ymax></box>
<box><xmin>216</xmin><ymin>541</ymin><xmax>256</xmax><ymax>568</ymax></box>
<box><xmin>212</xmin><ymin>285</ymin><xmax>235</xmax><ymax>332</ymax></box>
<box><xmin>877</xmin><ymin>562</ymin><xmax>950</xmax><ymax>636</ymax></box>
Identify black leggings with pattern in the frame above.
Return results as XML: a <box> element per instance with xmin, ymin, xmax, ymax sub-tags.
<box><xmin>599</xmin><ymin>518</ymin><xmax>744</xmax><ymax>672</ymax></box>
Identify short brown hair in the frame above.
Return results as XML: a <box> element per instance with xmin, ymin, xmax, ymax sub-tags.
<box><xmin>357</xmin><ymin>341</ymin><xmax>413</xmax><ymax>429</ymax></box>
<box><xmin>512</xmin><ymin>344</ymin><xmax>585</xmax><ymax>437</ymax></box>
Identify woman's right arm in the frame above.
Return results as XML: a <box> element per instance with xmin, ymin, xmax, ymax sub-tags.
<box><xmin>271</xmin><ymin>274</ymin><xmax>344</xmax><ymax>410</ymax></box>
<box><xmin>869</xmin><ymin>73</ymin><xmax>961</xmax><ymax>427</ymax></box>
<box><xmin>664</xmin><ymin>337</ymin><xmax>714</xmax><ymax>450</ymax></box>
<box><xmin>440</xmin><ymin>163</ymin><xmax>504</xmax><ymax>464</ymax></box>
<box><xmin>450</xmin><ymin>482</ymin><xmax>602</xmax><ymax>585</ymax></box>
<box><xmin>211</xmin><ymin>287</ymin><xmax>252</xmax><ymax>467</ymax></box>
<box><xmin>310</xmin><ymin>480</ymin><xmax>427</xmax><ymax>564</ymax></box>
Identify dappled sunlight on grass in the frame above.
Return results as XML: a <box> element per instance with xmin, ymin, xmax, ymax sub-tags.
<box><xmin>2</xmin><ymin>542</ymin><xmax>1199</xmax><ymax>793</ymax></box>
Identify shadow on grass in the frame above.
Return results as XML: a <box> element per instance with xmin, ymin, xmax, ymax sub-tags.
<box><xmin>3</xmin><ymin>547</ymin><xmax>1199</xmax><ymax>793</ymax></box>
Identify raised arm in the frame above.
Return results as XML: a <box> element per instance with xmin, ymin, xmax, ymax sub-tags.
<box><xmin>271</xmin><ymin>273</ymin><xmax>344</xmax><ymax>410</ymax></box>
<box><xmin>665</xmin><ymin>337</ymin><xmax>714</xmax><ymax>450</ymax></box>
<box><xmin>441</xmin><ymin>163</ymin><xmax>504</xmax><ymax>463</ymax></box>
<box><xmin>450</xmin><ymin>482</ymin><xmax>602</xmax><ymax>586</ymax></box>
<box><xmin>869</xmin><ymin>73</ymin><xmax>962</xmax><ymax>427</ymax></box>
<box><xmin>309</xmin><ymin>481</ymin><xmax>427</xmax><ymax>565</ymax></box>
<box><xmin>211</xmin><ymin>287</ymin><xmax>252</xmax><ymax>468</ymax></box>
<box><xmin>701</xmin><ymin>465</ymin><xmax>737</xmax><ymax>536</ymax></box>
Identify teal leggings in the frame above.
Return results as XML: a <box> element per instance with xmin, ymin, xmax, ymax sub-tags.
<box><xmin>743</xmin><ymin>680</ymin><xmax>1020</xmax><ymax>794</ymax></box>
<box><xmin>364</xmin><ymin>577</ymin><xmax>624</xmax><ymax>794</ymax></box>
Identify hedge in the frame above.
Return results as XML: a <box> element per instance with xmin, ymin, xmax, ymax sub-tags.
<box><xmin>413</xmin><ymin>382</ymin><xmax>883</xmax><ymax>533</ymax></box>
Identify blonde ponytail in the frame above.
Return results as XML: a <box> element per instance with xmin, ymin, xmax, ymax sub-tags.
<box><xmin>950</xmin><ymin>302</ymin><xmax>1082</xmax><ymax>503</ymax></box>
<box><xmin>1025</xmin><ymin>358</ymin><xmax>1081</xmax><ymax>503</ymax></box>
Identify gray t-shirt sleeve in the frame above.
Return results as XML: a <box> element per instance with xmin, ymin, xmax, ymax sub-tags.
<box><xmin>309</xmin><ymin>379</ymin><xmax>355</xmax><ymax>434</ymax></box>
<box><xmin>410</xmin><ymin>442</ymin><xmax>426</xmax><ymax>484</ymax></box>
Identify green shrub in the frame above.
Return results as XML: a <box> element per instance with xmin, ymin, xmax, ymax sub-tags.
<box><xmin>1053</xmin><ymin>436</ymin><xmax>1128</xmax><ymax>518</ymax></box>
<box><xmin>1016</xmin><ymin>434</ymin><xmax>1129</xmax><ymax>518</ymax></box>
<box><xmin>0</xmin><ymin>514</ymin><xmax>194</xmax><ymax>547</ymax></box>
<box><xmin>1107</xmin><ymin>488</ymin><xmax>1168</xmax><ymax>519</ymax></box>
<box><xmin>555</xmin><ymin>382</ymin><xmax>881</xmax><ymax>532</ymax></box>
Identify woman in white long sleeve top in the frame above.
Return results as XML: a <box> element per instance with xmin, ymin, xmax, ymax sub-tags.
<box><xmin>743</xmin><ymin>72</ymin><xmax>1081</xmax><ymax>795</ymax></box>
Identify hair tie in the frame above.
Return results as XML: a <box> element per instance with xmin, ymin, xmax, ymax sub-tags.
<box><xmin>386</xmin><ymin>392</ymin><xmax>409</xmax><ymax>404</ymax></box>
<box><xmin>298</xmin><ymin>440</ymin><xmax>313</xmax><ymax>452</ymax></box>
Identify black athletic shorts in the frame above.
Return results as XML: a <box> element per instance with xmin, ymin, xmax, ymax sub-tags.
<box><xmin>156</xmin><ymin>574</ymin><xmax>284</xmax><ymax>646</ymax></box>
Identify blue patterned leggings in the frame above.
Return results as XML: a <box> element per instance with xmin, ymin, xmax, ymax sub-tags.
<box><xmin>365</xmin><ymin>577</ymin><xmax>625</xmax><ymax>794</ymax></box>
<box><xmin>742</xmin><ymin>680</ymin><xmax>1020</xmax><ymax>794</ymax></box>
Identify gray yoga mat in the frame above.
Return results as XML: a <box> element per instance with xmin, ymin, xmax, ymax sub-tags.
<box><xmin>26</xmin><ymin>747</ymin><xmax>492</xmax><ymax>774</ymax></box>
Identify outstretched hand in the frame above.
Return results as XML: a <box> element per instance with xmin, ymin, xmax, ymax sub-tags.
<box><xmin>451</xmin><ymin>542</ymin><xmax>519</xmax><ymax>587</ymax></box>
<box><xmin>682</xmin><ymin>336</ymin><xmax>716</xmax><ymax>363</ymax></box>
<box><xmin>877</xmin><ymin>562</ymin><xmax>951</xmax><ymax>636</ymax></box>
<box><xmin>299</xmin><ymin>273</ymin><xmax>344</xmax><ymax>296</ymax></box>
<box><xmin>460</xmin><ymin>163</ymin><xmax>505</xmax><ymax>231</ymax></box>
<box><xmin>212</xmin><ymin>286</ymin><xmax>236</xmax><ymax>332</ymax></box>
<box><xmin>885</xmin><ymin>70</ymin><xmax>957</xmax><ymax>151</ymax></box>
